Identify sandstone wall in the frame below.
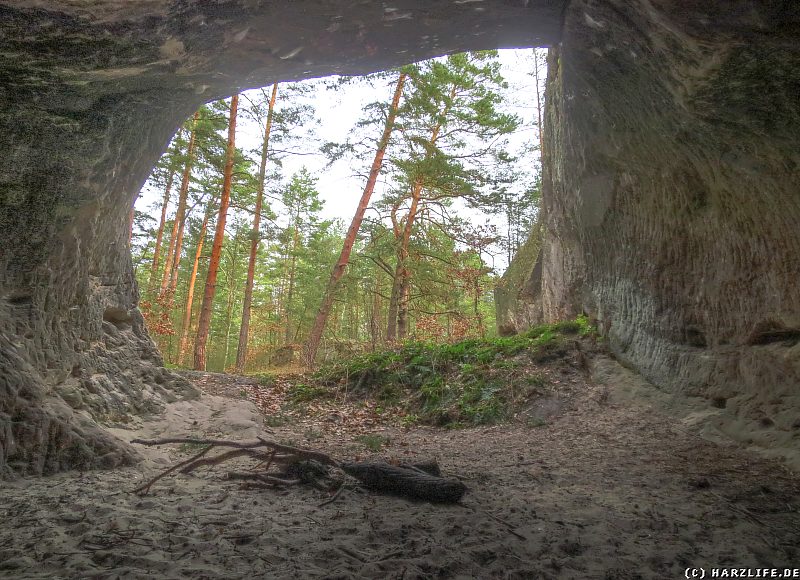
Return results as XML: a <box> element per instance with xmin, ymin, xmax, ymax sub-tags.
<box><xmin>535</xmin><ymin>1</ymin><xmax>800</xmax><ymax>447</ymax></box>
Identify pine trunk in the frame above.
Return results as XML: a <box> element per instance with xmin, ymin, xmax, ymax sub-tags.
<box><xmin>305</xmin><ymin>73</ymin><xmax>406</xmax><ymax>364</ymax></box>
<box><xmin>168</xmin><ymin>111</ymin><xmax>200</xmax><ymax>295</ymax></box>
<box><xmin>370</xmin><ymin>275</ymin><xmax>382</xmax><ymax>348</ymax></box>
<box><xmin>178</xmin><ymin>201</ymin><xmax>212</xmax><ymax>365</ymax></box>
<box><xmin>160</xmin><ymin>217</ymin><xmax>179</xmax><ymax>297</ymax></box>
<box><xmin>149</xmin><ymin>170</ymin><xmax>175</xmax><ymax>291</ymax></box>
<box><xmin>159</xmin><ymin>111</ymin><xmax>200</xmax><ymax>296</ymax></box>
<box><xmin>397</xmin><ymin>273</ymin><xmax>411</xmax><ymax>339</ymax></box>
<box><xmin>385</xmin><ymin>273</ymin><xmax>401</xmax><ymax>343</ymax></box>
<box><xmin>284</xmin><ymin>224</ymin><xmax>300</xmax><ymax>345</ymax></box>
<box><xmin>223</xmin><ymin>238</ymin><xmax>241</xmax><ymax>370</ymax></box>
<box><xmin>193</xmin><ymin>95</ymin><xmax>238</xmax><ymax>371</ymax></box>
<box><xmin>386</xmin><ymin>180</ymin><xmax>422</xmax><ymax>342</ymax></box>
<box><xmin>384</xmin><ymin>86</ymin><xmax>454</xmax><ymax>341</ymax></box>
<box><xmin>235</xmin><ymin>82</ymin><xmax>278</xmax><ymax>374</ymax></box>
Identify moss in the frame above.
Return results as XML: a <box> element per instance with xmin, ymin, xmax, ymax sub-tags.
<box><xmin>287</xmin><ymin>383</ymin><xmax>330</xmax><ymax>404</ymax></box>
<box><xmin>315</xmin><ymin>316</ymin><xmax>594</xmax><ymax>428</ymax></box>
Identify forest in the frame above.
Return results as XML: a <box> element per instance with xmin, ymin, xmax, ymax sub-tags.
<box><xmin>130</xmin><ymin>49</ymin><xmax>547</xmax><ymax>373</ymax></box>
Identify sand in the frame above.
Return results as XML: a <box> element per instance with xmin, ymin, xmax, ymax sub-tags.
<box><xmin>1</xmin><ymin>357</ymin><xmax>798</xmax><ymax>579</ymax></box>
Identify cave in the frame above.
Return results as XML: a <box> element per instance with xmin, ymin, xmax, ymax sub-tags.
<box><xmin>1</xmin><ymin>0</ymin><xmax>799</xmax><ymax>575</ymax></box>
<box><xmin>1</xmin><ymin>0</ymin><xmax>798</xmax><ymax>493</ymax></box>
<box><xmin>2</xmin><ymin>0</ymin><xmax>798</xmax><ymax>474</ymax></box>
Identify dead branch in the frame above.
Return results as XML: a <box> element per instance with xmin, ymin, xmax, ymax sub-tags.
<box><xmin>132</xmin><ymin>444</ymin><xmax>213</xmax><ymax>495</ymax></box>
<box><xmin>256</xmin><ymin>437</ymin><xmax>339</xmax><ymax>467</ymax></box>
<box><xmin>340</xmin><ymin>461</ymin><xmax>466</xmax><ymax>503</ymax></box>
<box><xmin>132</xmin><ymin>437</ymin><xmax>264</xmax><ymax>449</ymax></box>
<box><xmin>130</xmin><ymin>436</ymin><xmax>466</xmax><ymax>504</ymax></box>
<box><xmin>252</xmin><ymin>448</ymin><xmax>278</xmax><ymax>473</ymax></box>
<box><xmin>317</xmin><ymin>482</ymin><xmax>349</xmax><ymax>508</ymax></box>
<box><xmin>180</xmin><ymin>449</ymin><xmax>276</xmax><ymax>474</ymax></box>
<box><xmin>226</xmin><ymin>472</ymin><xmax>302</xmax><ymax>486</ymax></box>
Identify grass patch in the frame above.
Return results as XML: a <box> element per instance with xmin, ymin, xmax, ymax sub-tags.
<box><xmin>312</xmin><ymin>316</ymin><xmax>594</xmax><ymax>428</ymax></box>
<box><xmin>304</xmin><ymin>427</ymin><xmax>323</xmax><ymax>441</ymax></box>
<box><xmin>287</xmin><ymin>383</ymin><xmax>330</xmax><ymax>404</ymax></box>
<box><xmin>355</xmin><ymin>434</ymin><xmax>390</xmax><ymax>452</ymax></box>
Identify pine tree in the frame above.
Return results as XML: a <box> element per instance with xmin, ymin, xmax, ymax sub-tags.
<box><xmin>161</xmin><ymin>111</ymin><xmax>200</xmax><ymax>298</ymax></box>
<box><xmin>148</xmin><ymin>130</ymin><xmax>183</xmax><ymax>291</ymax></box>
<box><xmin>235</xmin><ymin>83</ymin><xmax>278</xmax><ymax>373</ymax></box>
<box><xmin>194</xmin><ymin>95</ymin><xmax>239</xmax><ymax>371</ymax></box>
<box><xmin>279</xmin><ymin>168</ymin><xmax>323</xmax><ymax>345</ymax></box>
<box><xmin>177</xmin><ymin>196</ymin><xmax>214</xmax><ymax>365</ymax></box>
<box><xmin>380</xmin><ymin>52</ymin><xmax>518</xmax><ymax>340</ymax></box>
<box><xmin>305</xmin><ymin>71</ymin><xmax>407</xmax><ymax>365</ymax></box>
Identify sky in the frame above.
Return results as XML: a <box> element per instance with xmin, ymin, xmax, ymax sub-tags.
<box><xmin>135</xmin><ymin>48</ymin><xmax>546</xmax><ymax>273</ymax></box>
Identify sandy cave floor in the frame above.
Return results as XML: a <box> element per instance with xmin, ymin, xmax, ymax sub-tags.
<box><xmin>1</xmin><ymin>360</ymin><xmax>799</xmax><ymax>579</ymax></box>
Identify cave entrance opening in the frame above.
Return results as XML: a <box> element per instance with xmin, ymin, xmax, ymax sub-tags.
<box><xmin>130</xmin><ymin>49</ymin><xmax>548</xmax><ymax>376</ymax></box>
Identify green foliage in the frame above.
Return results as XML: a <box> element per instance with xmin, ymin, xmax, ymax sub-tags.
<box><xmin>178</xmin><ymin>440</ymin><xmax>209</xmax><ymax>454</ymax></box>
<box><xmin>355</xmin><ymin>434</ymin><xmax>390</xmax><ymax>452</ymax></box>
<box><xmin>304</xmin><ymin>427</ymin><xmax>323</xmax><ymax>441</ymax></box>
<box><xmin>287</xmin><ymin>382</ymin><xmax>330</xmax><ymax>403</ymax></box>
<box><xmin>400</xmin><ymin>414</ymin><xmax>421</xmax><ymax>428</ymax></box>
<box><xmin>132</xmin><ymin>52</ymin><xmax>548</xmax><ymax>372</ymax></box>
<box><xmin>317</xmin><ymin>317</ymin><xmax>592</xmax><ymax>427</ymax></box>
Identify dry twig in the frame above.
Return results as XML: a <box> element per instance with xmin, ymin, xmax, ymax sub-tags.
<box><xmin>132</xmin><ymin>444</ymin><xmax>213</xmax><ymax>495</ymax></box>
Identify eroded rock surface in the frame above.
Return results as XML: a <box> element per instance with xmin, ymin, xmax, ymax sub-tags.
<box><xmin>0</xmin><ymin>1</ymin><xmax>562</xmax><ymax>476</ymax></box>
<box><xmin>524</xmin><ymin>0</ymin><xmax>799</xmax><ymax>457</ymax></box>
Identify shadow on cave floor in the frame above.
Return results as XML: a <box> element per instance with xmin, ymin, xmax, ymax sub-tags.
<box><xmin>1</xmin><ymin>358</ymin><xmax>798</xmax><ymax>579</ymax></box>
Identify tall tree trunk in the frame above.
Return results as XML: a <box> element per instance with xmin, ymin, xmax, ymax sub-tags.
<box><xmin>386</xmin><ymin>272</ymin><xmax>401</xmax><ymax>343</ymax></box>
<box><xmin>149</xmin><ymin>170</ymin><xmax>176</xmax><ymax>291</ymax></box>
<box><xmin>161</xmin><ymin>110</ymin><xmax>200</xmax><ymax>297</ymax></box>
<box><xmin>390</xmin><ymin>181</ymin><xmax>422</xmax><ymax>341</ymax></box>
<box><xmin>277</xmin><ymin>246</ymin><xmax>289</xmax><ymax>334</ymax></box>
<box><xmin>284</xmin><ymin>224</ymin><xmax>300</xmax><ymax>344</ymax></box>
<box><xmin>385</xmin><ymin>85</ymin><xmax>454</xmax><ymax>342</ymax></box>
<box><xmin>194</xmin><ymin>95</ymin><xmax>238</xmax><ymax>371</ymax></box>
<box><xmin>160</xmin><ymin>217</ymin><xmax>179</xmax><ymax>296</ymax></box>
<box><xmin>235</xmin><ymin>82</ymin><xmax>278</xmax><ymax>374</ymax></box>
<box><xmin>370</xmin><ymin>275</ymin><xmax>381</xmax><ymax>348</ymax></box>
<box><xmin>223</xmin><ymin>237</ymin><xmax>241</xmax><ymax>371</ymax></box>
<box><xmin>304</xmin><ymin>73</ymin><xmax>406</xmax><ymax>365</ymax></box>
<box><xmin>178</xmin><ymin>200</ymin><xmax>212</xmax><ymax>365</ymax></box>
<box><xmin>306</xmin><ymin>73</ymin><xmax>407</xmax><ymax>366</ymax></box>
<box><xmin>396</xmin><ymin>270</ymin><xmax>412</xmax><ymax>340</ymax></box>
<box><xmin>474</xmin><ymin>275</ymin><xmax>485</xmax><ymax>338</ymax></box>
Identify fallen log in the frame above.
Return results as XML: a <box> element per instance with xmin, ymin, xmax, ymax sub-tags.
<box><xmin>131</xmin><ymin>437</ymin><xmax>467</xmax><ymax>503</ymax></box>
<box><xmin>340</xmin><ymin>461</ymin><xmax>466</xmax><ymax>503</ymax></box>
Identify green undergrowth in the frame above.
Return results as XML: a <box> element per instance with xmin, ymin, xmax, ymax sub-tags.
<box><xmin>312</xmin><ymin>316</ymin><xmax>595</xmax><ymax>428</ymax></box>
